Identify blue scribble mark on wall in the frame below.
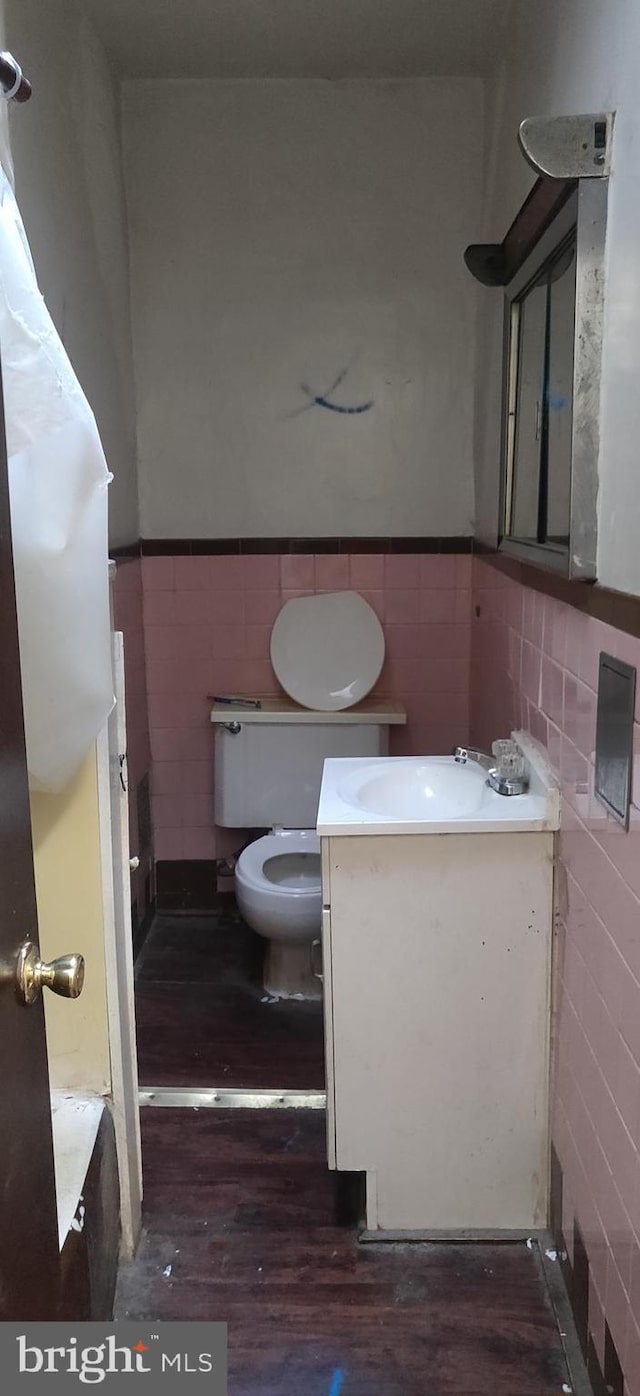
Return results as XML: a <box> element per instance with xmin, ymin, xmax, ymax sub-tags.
<box><xmin>546</xmin><ymin>390</ymin><xmax>568</xmax><ymax>412</ymax></box>
<box><xmin>290</xmin><ymin>364</ymin><xmax>373</xmax><ymax>417</ymax></box>
<box><xmin>329</xmin><ymin>1368</ymin><xmax>346</xmax><ymax>1396</ymax></box>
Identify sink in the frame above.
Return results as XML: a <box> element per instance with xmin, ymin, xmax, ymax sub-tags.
<box><xmin>337</xmin><ymin>758</ymin><xmax>488</xmax><ymax>820</ymax></box>
<box><xmin>317</xmin><ymin>748</ymin><xmax>559</xmax><ymax>836</ymax></box>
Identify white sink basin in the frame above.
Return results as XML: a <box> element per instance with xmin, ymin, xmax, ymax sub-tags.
<box><xmin>338</xmin><ymin>758</ymin><xmax>488</xmax><ymax>820</ymax></box>
<box><xmin>317</xmin><ymin>749</ymin><xmax>559</xmax><ymax>836</ymax></box>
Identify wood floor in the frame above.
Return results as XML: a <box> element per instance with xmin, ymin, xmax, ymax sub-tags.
<box><xmin>135</xmin><ymin>911</ymin><xmax>325</xmax><ymax>1089</ymax></box>
<box><xmin>116</xmin><ymin>1109</ymin><xmax>573</xmax><ymax>1395</ymax></box>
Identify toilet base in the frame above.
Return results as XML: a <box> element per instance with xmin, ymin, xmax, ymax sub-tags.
<box><xmin>264</xmin><ymin>940</ymin><xmax>322</xmax><ymax>1000</ymax></box>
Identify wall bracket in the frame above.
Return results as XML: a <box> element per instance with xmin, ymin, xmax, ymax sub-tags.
<box><xmin>518</xmin><ymin>112</ymin><xmax>614</xmax><ymax>180</ymax></box>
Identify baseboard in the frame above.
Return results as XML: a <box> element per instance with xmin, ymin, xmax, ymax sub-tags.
<box><xmin>155</xmin><ymin>859</ymin><xmax>219</xmax><ymax>912</ymax></box>
<box><xmin>359</xmin><ymin>1227</ymin><xmax>539</xmax><ymax>1243</ymax></box>
<box><xmin>550</xmin><ymin>1144</ymin><xmax>624</xmax><ymax>1396</ymax></box>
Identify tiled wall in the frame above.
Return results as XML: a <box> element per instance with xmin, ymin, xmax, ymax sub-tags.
<box><xmin>141</xmin><ymin>552</ymin><xmax>472</xmax><ymax>862</ymax></box>
<box><xmin>471</xmin><ymin>556</ymin><xmax>640</xmax><ymax>1395</ymax></box>
<box><xmin>112</xmin><ymin>560</ymin><xmax>153</xmax><ymax>925</ymax></box>
<box><xmin>118</xmin><ymin>540</ymin><xmax>640</xmax><ymax>1388</ymax></box>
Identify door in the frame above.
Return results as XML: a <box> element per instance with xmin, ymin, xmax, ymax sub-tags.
<box><xmin>0</xmin><ymin>373</ymin><xmax>60</xmax><ymax>1317</ymax></box>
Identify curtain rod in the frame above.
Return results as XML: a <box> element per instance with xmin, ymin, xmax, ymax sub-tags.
<box><xmin>0</xmin><ymin>52</ymin><xmax>32</xmax><ymax>104</ymax></box>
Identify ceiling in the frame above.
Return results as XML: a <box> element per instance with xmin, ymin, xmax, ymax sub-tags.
<box><xmin>85</xmin><ymin>0</ymin><xmax>507</xmax><ymax>81</ymax></box>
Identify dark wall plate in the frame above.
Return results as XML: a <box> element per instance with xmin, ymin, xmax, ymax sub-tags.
<box><xmin>594</xmin><ymin>652</ymin><xmax>636</xmax><ymax>828</ymax></box>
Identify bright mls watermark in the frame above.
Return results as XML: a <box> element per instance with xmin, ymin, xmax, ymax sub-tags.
<box><xmin>4</xmin><ymin>1324</ymin><xmax>226</xmax><ymax>1392</ymax></box>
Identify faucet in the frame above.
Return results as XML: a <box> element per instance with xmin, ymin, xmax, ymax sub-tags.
<box><xmin>453</xmin><ymin>744</ymin><xmax>529</xmax><ymax>797</ymax></box>
<box><xmin>453</xmin><ymin>747</ymin><xmax>493</xmax><ymax>771</ymax></box>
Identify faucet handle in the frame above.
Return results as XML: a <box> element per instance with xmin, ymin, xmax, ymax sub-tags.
<box><xmin>492</xmin><ymin>738</ymin><xmax>526</xmax><ymax>780</ymax></box>
<box><xmin>492</xmin><ymin>738</ymin><xmax>517</xmax><ymax>760</ymax></box>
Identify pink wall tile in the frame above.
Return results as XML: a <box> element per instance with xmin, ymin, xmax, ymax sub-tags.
<box><xmin>152</xmin><ymin>793</ymin><xmax>181</xmax><ymax>829</ymax></box>
<box><xmin>419</xmin><ymin>589</ymin><xmax>457</xmax><ymax>623</ymax></box>
<box><xmin>244</xmin><ymin>625</ymin><xmax>272</xmax><ymax>660</ymax></box>
<box><xmin>425</xmin><ymin>622</ymin><xmax>471</xmax><ymax>661</ymax></box>
<box><xmin>181</xmin><ymin>728</ymin><xmax>213</xmax><ymax>761</ymax></box>
<box><xmin>315</xmin><ymin>553</ymin><xmax>350</xmax><ymax>591</ymax></box>
<box><xmin>182</xmin><ymin>827</ymin><xmax>217</xmax><ymax>860</ymax></box>
<box><xmin>280</xmin><ymin>554</ymin><xmax>314</xmax><ymax>591</ymax></box>
<box><xmin>244</xmin><ymin>590</ymin><xmax>282</xmax><ymax>625</ymax></box>
<box><xmin>154</xmin><ymin>828</ymin><xmax>184</xmax><ymax>861</ymax></box>
<box><xmin>455</xmin><ymin>555</ymin><xmax>472</xmax><ymax>588</ymax></box>
<box><xmin>542</xmin><ymin>597</ymin><xmax>568</xmax><ymax>665</ymax></box>
<box><xmin>142</xmin><ymin>550</ymin><xmax>475</xmax><ymax>870</ymax></box>
<box><xmin>385</xmin><ymin>554</ymin><xmax>421</xmax><ymax>589</ymax></box>
<box><xmin>181</xmin><ymin>792</ymin><xmax>214</xmax><ymax>828</ymax></box>
<box><xmin>143</xmin><ymin>590</ymin><xmax>179</xmax><ymax>627</ymax></box>
<box><xmin>420</xmin><ymin>554</ymin><xmax>457</xmax><ymax>588</ymax></box>
<box><xmin>470</xmin><ymin>555</ymin><xmax>640</xmax><ymax>1392</ymax></box>
<box><xmin>541</xmin><ymin>656</ymin><xmax>564</xmax><ymax>727</ymax></box>
<box><xmin>152</xmin><ymin>762</ymin><xmax>185</xmax><ymax>796</ymax></box>
<box><xmin>173</xmin><ymin>556</ymin><xmax>209</xmax><ymax>591</ymax></box>
<box><xmin>522</xmin><ymin>587</ymin><xmax>544</xmax><ymax>648</ymax></box>
<box><xmin>174</xmin><ymin>588</ymin><xmax>245</xmax><ymax>627</ymax></box>
<box><xmin>357</xmin><ymin>589</ymin><xmax>384</xmax><ymax>620</ymax></box>
<box><xmin>182</xmin><ymin>760</ymin><xmax>214</xmax><ymax>796</ymax></box>
<box><xmin>423</xmin><ymin>656</ymin><xmax>470</xmax><ymax>693</ymax></box>
<box><xmin>210</xmin><ymin>623</ymin><xmax>246</xmax><ymax>659</ymax></box>
<box><xmin>381</xmin><ymin>652</ymin><xmax>426</xmax><ymax>696</ymax></box>
<box><xmin>142</xmin><ymin>555</ymin><xmax>175</xmax><ymax>590</ymax></box>
<box><xmin>242</xmin><ymin>554</ymin><xmax>280</xmax><ymax>590</ymax></box>
<box><xmin>349</xmin><ymin>554</ymin><xmax>385</xmax><ymax>589</ymax></box>
<box><xmin>113</xmin><ymin>558</ymin><xmax>142</xmax><ymax>592</ymax></box>
<box><xmin>280</xmin><ymin>588</ymin><xmax>314</xmax><ymax>604</ymax></box>
<box><xmin>384</xmin><ymin>588</ymin><xmax>420</xmax><ymax>624</ymax></box>
<box><xmin>199</xmin><ymin>554</ymin><xmax>245</xmax><ymax>590</ymax></box>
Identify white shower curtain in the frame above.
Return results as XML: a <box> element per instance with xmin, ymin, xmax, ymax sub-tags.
<box><xmin>0</xmin><ymin>160</ymin><xmax>114</xmax><ymax>790</ymax></box>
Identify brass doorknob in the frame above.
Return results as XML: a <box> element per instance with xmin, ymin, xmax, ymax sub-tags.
<box><xmin>15</xmin><ymin>941</ymin><xmax>85</xmax><ymax>1006</ymax></box>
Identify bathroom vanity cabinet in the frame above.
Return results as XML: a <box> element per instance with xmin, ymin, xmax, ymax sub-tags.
<box><xmin>317</xmin><ymin>749</ymin><xmax>559</xmax><ymax>1234</ymax></box>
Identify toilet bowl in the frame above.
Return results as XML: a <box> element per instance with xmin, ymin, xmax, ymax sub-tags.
<box><xmin>235</xmin><ymin>828</ymin><xmax>322</xmax><ymax>998</ymax></box>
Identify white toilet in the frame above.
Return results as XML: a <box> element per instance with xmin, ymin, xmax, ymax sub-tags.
<box><xmin>235</xmin><ymin>828</ymin><xmax>323</xmax><ymax>997</ymax></box>
<box><xmin>212</xmin><ymin>591</ymin><xmax>404</xmax><ymax>998</ymax></box>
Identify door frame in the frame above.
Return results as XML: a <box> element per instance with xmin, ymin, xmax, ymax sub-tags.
<box><xmin>95</xmin><ymin>631</ymin><xmax>143</xmax><ymax>1258</ymax></box>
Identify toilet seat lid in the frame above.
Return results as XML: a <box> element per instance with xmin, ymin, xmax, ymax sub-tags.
<box><xmin>270</xmin><ymin>590</ymin><xmax>385</xmax><ymax>712</ymax></box>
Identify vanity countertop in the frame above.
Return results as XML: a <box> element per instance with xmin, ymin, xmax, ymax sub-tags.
<box><xmin>317</xmin><ymin>737</ymin><xmax>560</xmax><ymax>836</ymax></box>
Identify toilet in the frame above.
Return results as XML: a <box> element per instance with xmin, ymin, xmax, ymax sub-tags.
<box><xmin>212</xmin><ymin>591</ymin><xmax>404</xmax><ymax>998</ymax></box>
<box><xmin>235</xmin><ymin>829</ymin><xmax>322</xmax><ymax>997</ymax></box>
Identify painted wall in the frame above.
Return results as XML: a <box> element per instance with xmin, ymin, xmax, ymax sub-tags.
<box><xmin>30</xmin><ymin>750</ymin><xmax>111</xmax><ymax>1095</ymax></box>
<box><xmin>142</xmin><ymin>552</ymin><xmax>472</xmax><ymax>861</ymax></box>
<box><xmin>473</xmin><ymin>0</ymin><xmax>640</xmax><ymax>597</ymax></box>
<box><xmin>471</xmin><ymin>556</ymin><xmax>640</xmax><ymax>1394</ymax></box>
<box><xmin>123</xmin><ymin>78</ymin><xmax>482</xmax><ymax>540</ymax></box>
<box><xmin>4</xmin><ymin>0</ymin><xmax>139</xmax><ymax>547</ymax></box>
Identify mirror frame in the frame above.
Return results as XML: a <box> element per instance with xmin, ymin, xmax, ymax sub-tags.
<box><xmin>499</xmin><ymin>179</ymin><xmax>608</xmax><ymax>579</ymax></box>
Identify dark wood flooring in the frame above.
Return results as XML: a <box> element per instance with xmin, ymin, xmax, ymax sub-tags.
<box><xmin>116</xmin><ymin>1110</ymin><xmax>574</xmax><ymax>1395</ymax></box>
<box><xmin>135</xmin><ymin>911</ymin><xmax>325</xmax><ymax>1089</ymax></box>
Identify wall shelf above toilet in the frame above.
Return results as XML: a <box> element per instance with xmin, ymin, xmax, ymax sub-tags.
<box><xmin>210</xmin><ymin>697</ymin><xmax>407</xmax><ymax>726</ymax></box>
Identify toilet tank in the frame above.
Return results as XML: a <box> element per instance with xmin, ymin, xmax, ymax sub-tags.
<box><xmin>215</xmin><ymin>719</ymin><xmax>388</xmax><ymax>828</ymax></box>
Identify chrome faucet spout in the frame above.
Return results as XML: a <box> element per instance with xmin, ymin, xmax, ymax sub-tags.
<box><xmin>453</xmin><ymin>746</ymin><xmax>494</xmax><ymax>772</ymax></box>
<box><xmin>454</xmin><ymin>742</ymin><xmax>530</xmax><ymax>796</ymax></box>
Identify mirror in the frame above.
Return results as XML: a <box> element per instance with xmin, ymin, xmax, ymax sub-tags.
<box><xmin>499</xmin><ymin>182</ymin><xmax>605</xmax><ymax>579</ymax></box>
<box><xmin>507</xmin><ymin>224</ymin><xmax>576</xmax><ymax>556</ymax></box>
